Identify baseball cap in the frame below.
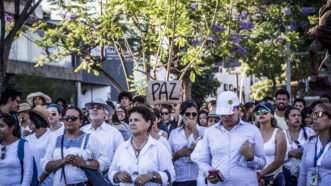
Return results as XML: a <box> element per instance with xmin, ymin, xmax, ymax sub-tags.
<box><xmin>216</xmin><ymin>91</ymin><xmax>240</xmax><ymax>115</ymax></box>
<box><xmin>254</xmin><ymin>101</ymin><xmax>274</xmax><ymax>113</ymax></box>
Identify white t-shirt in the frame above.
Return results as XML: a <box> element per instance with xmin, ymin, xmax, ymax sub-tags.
<box><xmin>0</xmin><ymin>139</ymin><xmax>33</xmax><ymax>186</ymax></box>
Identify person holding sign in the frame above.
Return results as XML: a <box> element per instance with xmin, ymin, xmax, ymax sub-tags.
<box><xmin>191</xmin><ymin>91</ymin><xmax>266</xmax><ymax>186</ymax></box>
<box><xmin>298</xmin><ymin>103</ymin><xmax>331</xmax><ymax>186</ymax></box>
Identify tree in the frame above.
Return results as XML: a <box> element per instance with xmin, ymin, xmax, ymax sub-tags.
<box><xmin>0</xmin><ymin>0</ymin><xmax>43</xmax><ymax>91</ymax></box>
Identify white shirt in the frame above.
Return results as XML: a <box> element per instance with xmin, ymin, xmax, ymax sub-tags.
<box><xmin>50</xmin><ymin>123</ymin><xmax>65</xmax><ymax>137</ymax></box>
<box><xmin>41</xmin><ymin>132</ymin><xmax>107</xmax><ymax>186</ymax></box>
<box><xmin>81</xmin><ymin>122</ymin><xmax>124</xmax><ymax>171</ymax></box>
<box><xmin>168</xmin><ymin>127</ymin><xmax>201</xmax><ymax>182</ymax></box>
<box><xmin>191</xmin><ymin>121</ymin><xmax>266</xmax><ymax>186</ymax></box>
<box><xmin>157</xmin><ymin>136</ymin><xmax>171</xmax><ymax>153</ymax></box>
<box><xmin>26</xmin><ymin>129</ymin><xmax>54</xmax><ymax>186</ymax></box>
<box><xmin>108</xmin><ymin>136</ymin><xmax>175</xmax><ymax>186</ymax></box>
<box><xmin>0</xmin><ymin>140</ymin><xmax>33</xmax><ymax>186</ymax></box>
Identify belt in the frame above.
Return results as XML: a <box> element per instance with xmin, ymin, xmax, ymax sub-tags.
<box><xmin>66</xmin><ymin>182</ymin><xmax>89</xmax><ymax>186</ymax></box>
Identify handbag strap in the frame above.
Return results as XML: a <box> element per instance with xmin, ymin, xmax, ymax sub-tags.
<box><xmin>60</xmin><ymin>134</ymin><xmax>68</xmax><ymax>185</ymax></box>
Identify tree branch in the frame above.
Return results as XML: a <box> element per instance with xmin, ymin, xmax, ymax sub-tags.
<box><xmin>166</xmin><ymin>0</ymin><xmax>177</xmax><ymax>80</ymax></box>
<box><xmin>91</xmin><ymin>65</ymin><xmax>124</xmax><ymax>92</ymax></box>
<box><xmin>112</xmin><ymin>37</ymin><xmax>130</xmax><ymax>89</ymax></box>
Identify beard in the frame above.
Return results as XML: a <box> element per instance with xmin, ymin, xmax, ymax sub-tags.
<box><xmin>276</xmin><ymin>104</ymin><xmax>287</xmax><ymax>111</ymax></box>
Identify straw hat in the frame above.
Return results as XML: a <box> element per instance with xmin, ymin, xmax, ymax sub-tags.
<box><xmin>29</xmin><ymin>105</ymin><xmax>49</xmax><ymax>123</ymax></box>
<box><xmin>18</xmin><ymin>103</ymin><xmax>31</xmax><ymax>113</ymax></box>
<box><xmin>26</xmin><ymin>92</ymin><xmax>52</xmax><ymax>105</ymax></box>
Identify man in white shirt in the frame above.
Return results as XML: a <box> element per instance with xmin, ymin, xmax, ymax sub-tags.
<box><xmin>47</xmin><ymin>104</ymin><xmax>65</xmax><ymax>137</ymax></box>
<box><xmin>81</xmin><ymin>98</ymin><xmax>124</xmax><ymax>173</ymax></box>
<box><xmin>274</xmin><ymin>89</ymin><xmax>290</xmax><ymax>129</ymax></box>
<box><xmin>191</xmin><ymin>91</ymin><xmax>266</xmax><ymax>186</ymax></box>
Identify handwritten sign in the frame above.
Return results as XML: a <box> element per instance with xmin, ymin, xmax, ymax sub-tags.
<box><xmin>147</xmin><ymin>80</ymin><xmax>182</xmax><ymax>104</ymax></box>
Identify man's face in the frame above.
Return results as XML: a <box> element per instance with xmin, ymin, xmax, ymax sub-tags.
<box><xmin>160</xmin><ymin>108</ymin><xmax>170</xmax><ymax>122</ymax></box>
<box><xmin>9</xmin><ymin>96</ymin><xmax>21</xmax><ymax>112</ymax></box>
<box><xmin>275</xmin><ymin>94</ymin><xmax>289</xmax><ymax>111</ymax></box>
<box><xmin>88</xmin><ymin>104</ymin><xmax>106</xmax><ymax>122</ymax></box>
<box><xmin>120</xmin><ymin>97</ymin><xmax>131</xmax><ymax>108</ymax></box>
<box><xmin>47</xmin><ymin>107</ymin><xmax>61</xmax><ymax>124</ymax></box>
<box><xmin>294</xmin><ymin>102</ymin><xmax>305</xmax><ymax>112</ymax></box>
<box><xmin>220</xmin><ymin>108</ymin><xmax>240</xmax><ymax>128</ymax></box>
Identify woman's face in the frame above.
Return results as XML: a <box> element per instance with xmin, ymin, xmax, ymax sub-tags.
<box><xmin>199</xmin><ymin>113</ymin><xmax>208</xmax><ymax>127</ymax></box>
<box><xmin>0</xmin><ymin>119</ymin><xmax>14</xmax><ymax>140</ymax></box>
<box><xmin>304</xmin><ymin>115</ymin><xmax>313</xmax><ymax>126</ymax></box>
<box><xmin>311</xmin><ymin>106</ymin><xmax>331</xmax><ymax>133</ymax></box>
<box><xmin>183</xmin><ymin>107</ymin><xmax>198</xmax><ymax>126</ymax></box>
<box><xmin>33</xmin><ymin>96</ymin><xmax>45</xmax><ymax>106</ymax></box>
<box><xmin>129</xmin><ymin>112</ymin><xmax>151</xmax><ymax>135</ymax></box>
<box><xmin>116</xmin><ymin>108</ymin><xmax>126</xmax><ymax>121</ymax></box>
<box><xmin>64</xmin><ymin>109</ymin><xmax>81</xmax><ymax>132</ymax></box>
<box><xmin>255</xmin><ymin>109</ymin><xmax>273</xmax><ymax>123</ymax></box>
<box><xmin>287</xmin><ymin>109</ymin><xmax>302</xmax><ymax>128</ymax></box>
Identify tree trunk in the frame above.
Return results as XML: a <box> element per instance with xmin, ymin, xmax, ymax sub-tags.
<box><xmin>182</xmin><ymin>73</ymin><xmax>192</xmax><ymax>101</ymax></box>
<box><xmin>0</xmin><ymin>44</ymin><xmax>11</xmax><ymax>93</ymax></box>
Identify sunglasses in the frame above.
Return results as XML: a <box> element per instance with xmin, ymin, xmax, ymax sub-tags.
<box><xmin>312</xmin><ymin>111</ymin><xmax>330</xmax><ymax>119</ymax></box>
<box><xmin>184</xmin><ymin>112</ymin><xmax>198</xmax><ymax>118</ymax></box>
<box><xmin>161</xmin><ymin>112</ymin><xmax>169</xmax><ymax>116</ymax></box>
<box><xmin>1</xmin><ymin>146</ymin><xmax>6</xmax><ymax>160</ymax></box>
<box><xmin>255</xmin><ymin>109</ymin><xmax>270</xmax><ymax>116</ymax></box>
<box><xmin>63</xmin><ymin>115</ymin><xmax>79</xmax><ymax>122</ymax></box>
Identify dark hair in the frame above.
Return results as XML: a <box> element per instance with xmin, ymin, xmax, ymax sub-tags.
<box><xmin>321</xmin><ymin>94</ymin><xmax>331</xmax><ymax>103</ymax></box>
<box><xmin>152</xmin><ymin>108</ymin><xmax>161</xmax><ymax>120</ymax></box>
<box><xmin>274</xmin><ymin>89</ymin><xmax>290</xmax><ymax>99</ymax></box>
<box><xmin>55</xmin><ymin>98</ymin><xmax>67</xmax><ymax>109</ymax></box>
<box><xmin>285</xmin><ymin>106</ymin><xmax>308</xmax><ymax>139</ymax></box>
<box><xmin>48</xmin><ymin>103</ymin><xmax>64</xmax><ymax>115</ymax></box>
<box><xmin>180</xmin><ymin>100</ymin><xmax>198</xmax><ymax>115</ymax></box>
<box><xmin>0</xmin><ymin>88</ymin><xmax>22</xmax><ymax>105</ymax></box>
<box><xmin>128</xmin><ymin>106</ymin><xmax>154</xmax><ymax>132</ymax></box>
<box><xmin>263</xmin><ymin>96</ymin><xmax>274</xmax><ymax>102</ymax></box>
<box><xmin>113</xmin><ymin>106</ymin><xmax>128</xmax><ymax>123</ymax></box>
<box><xmin>161</xmin><ymin>104</ymin><xmax>172</xmax><ymax>112</ymax></box>
<box><xmin>293</xmin><ymin>98</ymin><xmax>306</xmax><ymax>107</ymax></box>
<box><xmin>118</xmin><ymin>91</ymin><xmax>133</xmax><ymax>102</ymax></box>
<box><xmin>302</xmin><ymin>107</ymin><xmax>313</xmax><ymax>119</ymax></box>
<box><xmin>106</xmin><ymin>101</ymin><xmax>115</xmax><ymax>110</ymax></box>
<box><xmin>64</xmin><ymin>106</ymin><xmax>83</xmax><ymax>121</ymax></box>
<box><xmin>0</xmin><ymin>113</ymin><xmax>21</xmax><ymax>138</ymax></box>
<box><xmin>133</xmin><ymin>96</ymin><xmax>146</xmax><ymax>105</ymax></box>
<box><xmin>33</xmin><ymin>96</ymin><xmax>46</xmax><ymax>106</ymax></box>
<box><xmin>29</xmin><ymin>112</ymin><xmax>49</xmax><ymax>129</ymax></box>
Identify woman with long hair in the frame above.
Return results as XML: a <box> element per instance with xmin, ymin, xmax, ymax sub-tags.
<box><xmin>255</xmin><ymin>101</ymin><xmax>287</xmax><ymax>186</ymax></box>
<box><xmin>298</xmin><ymin>103</ymin><xmax>331</xmax><ymax>186</ymax></box>
<box><xmin>283</xmin><ymin>106</ymin><xmax>315</xmax><ymax>186</ymax></box>
<box><xmin>112</xmin><ymin>106</ymin><xmax>131</xmax><ymax>140</ymax></box>
<box><xmin>108</xmin><ymin>106</ymin><xmax>175</xmax><ymax>186</ymax></box>
<box><xmin>0</xmin><ymin>113</ymin><xmax>33</xmax><ymax>186</ymax></box>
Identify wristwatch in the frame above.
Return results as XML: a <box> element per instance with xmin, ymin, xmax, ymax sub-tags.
<box><xmin>85</xmin><ymin>160</ymin><xmax>91</xmax><ymax>167</ymax></box>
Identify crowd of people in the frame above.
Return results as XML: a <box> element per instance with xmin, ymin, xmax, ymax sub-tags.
<box><xmin>0</xmin><ymin>88</ymin><xmax>330</xmax><ymax>186</ymax></box>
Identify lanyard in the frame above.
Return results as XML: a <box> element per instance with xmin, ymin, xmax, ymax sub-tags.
<box><xmin>314</xmin><ymin>137</ymin><xmax>331</xmax><ymax>167</ymax></box>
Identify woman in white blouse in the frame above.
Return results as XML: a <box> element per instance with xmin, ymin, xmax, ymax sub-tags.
<box><xmin>42</xmin><ymin>106</ymin><xmax>106</xmax><ymax>186</ymax></box>
<box><xmin>0</xmin><ymin>113</ymin><xmax>33</xmax><ymax>186</ymax></box>
<box><xmin>283</xmin><ymin>106</ymin><xmax>315</xmax><ymax>186</ymax></box>
<box><xmin>168</xmin><ymin>100</ymin><xmax>201</xmax><ymax>186</ymax></box>
<box><xmin>108</xmin><ymin>106</ymin><xmax>175</xmax><ymax>186</ymax></box>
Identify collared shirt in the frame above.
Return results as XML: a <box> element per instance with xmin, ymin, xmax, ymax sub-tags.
<box><xmin>168</xmin><ymin>126</ymin><xmax>203</xmax><ymax>182</ymax></box>
<box><xmin>108</xmin><ymin>136</ymin><xmax>175</xmax><ymax>186</ymax></box>
<box><xmin>41</xmin><ymin>132</ymin><xmax>107</xmax><ymax>186</ymax></box>
<box><xmin>81</xmin><ymin>122</ymin><xmax>124</xmax><ymax>171</ymax></box>
<box><xmin>191</xmin><ymin>120</ymin><xmax>266</xmax><ymax>186</ymax></box>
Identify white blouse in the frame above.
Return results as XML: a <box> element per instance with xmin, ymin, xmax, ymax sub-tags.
<box><xmin>108</xmin><ymin>136</ymin><xmax>175</xmax><ymax>186</ymax></box>
<box><xmin>0</xmin><ymin>139</ymin><xmax>33</xmax><ymax>186</ymax></box>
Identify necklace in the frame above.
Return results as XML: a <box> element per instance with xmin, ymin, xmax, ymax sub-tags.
<box><xmin>131</xmin><ymin>137</ymin><xmax>148</xmax><ymax>157</ymax></box>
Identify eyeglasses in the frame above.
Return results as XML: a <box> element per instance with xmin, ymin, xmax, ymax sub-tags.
<box><xmin>312</xmin><ymin>111</ymin><xmax>329</xmax><ymax>119</ymax></box>
<box><xmin>1</xmin><ymin>146</ymin><xmax>6</xmax><ymax>160</ymax></box>
<box><xmin>255</xmin><ymin>109</ymin><xmax>270</xmax><ymax>116</ymax></box>
<box><xmin>161</xmin><ymin>112</ymin><xmax>169</xmax><ymax>116</ymax></box>
<box><xmin>49</xmin><ymin>112</ymin><xmax>57</xmax><ymax>117</ymax></box>
<box><xmin>63</xmin><ymin>115</ymin><xmax>79</xmax><ymax>122</ymax></box>
<box><xmin>184</xmin><ymin>112</ymin><xmax>198</xmax><ymax>118</ymax></box>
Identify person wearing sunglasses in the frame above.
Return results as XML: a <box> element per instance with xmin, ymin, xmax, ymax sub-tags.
<box><xmin>0</xmin><ymin>113</ymin><xmax>33</xmax><ymax>186</ymax></box>
<box><xmin>192</xmin><ymin>91</ymin><xmax>266</xmax><ymax>186</ymax></box>
<box><xmin>283</xmin><ymin>106</ymin><xmax>315</xmax><ymax>186</ymax></box>
<box><xmin>159</xmin><ymin>104</ymin><xmax>177</xmax><ymax>137</ymax></box>
<box><xmin>168</xmin><ymin>100</ymin><xmax>203</xmax><ymax>186</ymax></box>
<box><xmin>47</xmin><ymin>103</ymin><xmax>65</xmax><ymax>137</ymax></box>
<box><xmin>298</xmin><ymin>103</ymin><xmax>331</xmax><ymax>186</ymax></box>
<box><xmin>254</xmin><ymin>101</ymin><xmax>287</xmax><ymax>186</ymax></box>
<box><xmin>108</xmin><ymin>106</ymin><xmax>175</xmax><ymax>186</ymax></box>
<box><xmin>42</xmin><ymin>106</ymin><xmax>108</xmax><ymax>185</ymax></box>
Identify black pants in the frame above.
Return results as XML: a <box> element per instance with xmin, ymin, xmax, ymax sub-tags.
<box><xmin>283</xmin><ymin>167</ymin><xmax>298</xmax><ymax>186</ymax></box>
<box><xmin>173</xmin><ymin>180</ymin><xmax>197</xmax><ymax>186</ymax></box>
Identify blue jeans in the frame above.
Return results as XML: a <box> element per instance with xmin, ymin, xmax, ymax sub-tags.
<box><xmin>264</xmin><ymin>172</ymin><xmax>285</xmax><ymax>186</ymax></box>
<box><xmin>173</xmin><ymin>180</ymin><xmax>197</xmax><ymax>186</ymax></box>
<box><xmin>283</xmin><ymin>167</ymin><xmax>298</xmax><ymax>186</ymax></box>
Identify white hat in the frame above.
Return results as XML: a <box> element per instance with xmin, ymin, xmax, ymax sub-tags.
<box><xmin>26</xmin><ymin>92</ymin><xmax>52</xmax><ymax>105</ymax></box>
<box><xmin>216</xmin><ymin>91</ymin><xmax>240</xmax><ymax>115</ymax></box>
<box><xmin>85</xmin><ymin>98</ymin><xmax>112</xmax><ymax>113</ymax></box>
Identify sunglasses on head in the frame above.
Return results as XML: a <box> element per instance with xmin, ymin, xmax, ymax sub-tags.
<box><xmin>312</xmin><ymin>111</ymin><xmax>330</xmax><ymax>119</ymax></box>
<box><xmin>63</xmin><ymin>115</ymin><xmax>79</xmax><ymax>122</ymax></box>
<box><xmin>255</xmin><ymin>109</ymin><xmax>270</xmax><ymax>116</ymax></box>
<box><xmin>0</xmin><ymin>146</ymin><xmax>6</xmax><ymax>160</ymax></box>
<box><xmin>161</xmin><ymin>112</ymin><xmax>169</xmax><ymax>116</ymax></box>
<box><xmin>184</xmin><ymin>112</ymin><xmax>198</xmax><ymax>118</ymax></box>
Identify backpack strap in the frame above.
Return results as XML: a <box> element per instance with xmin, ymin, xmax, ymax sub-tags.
<box><xmin>17</xmin><ymin>139</ymin><xmax>26</xmax><ymax>183</ymax></box>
